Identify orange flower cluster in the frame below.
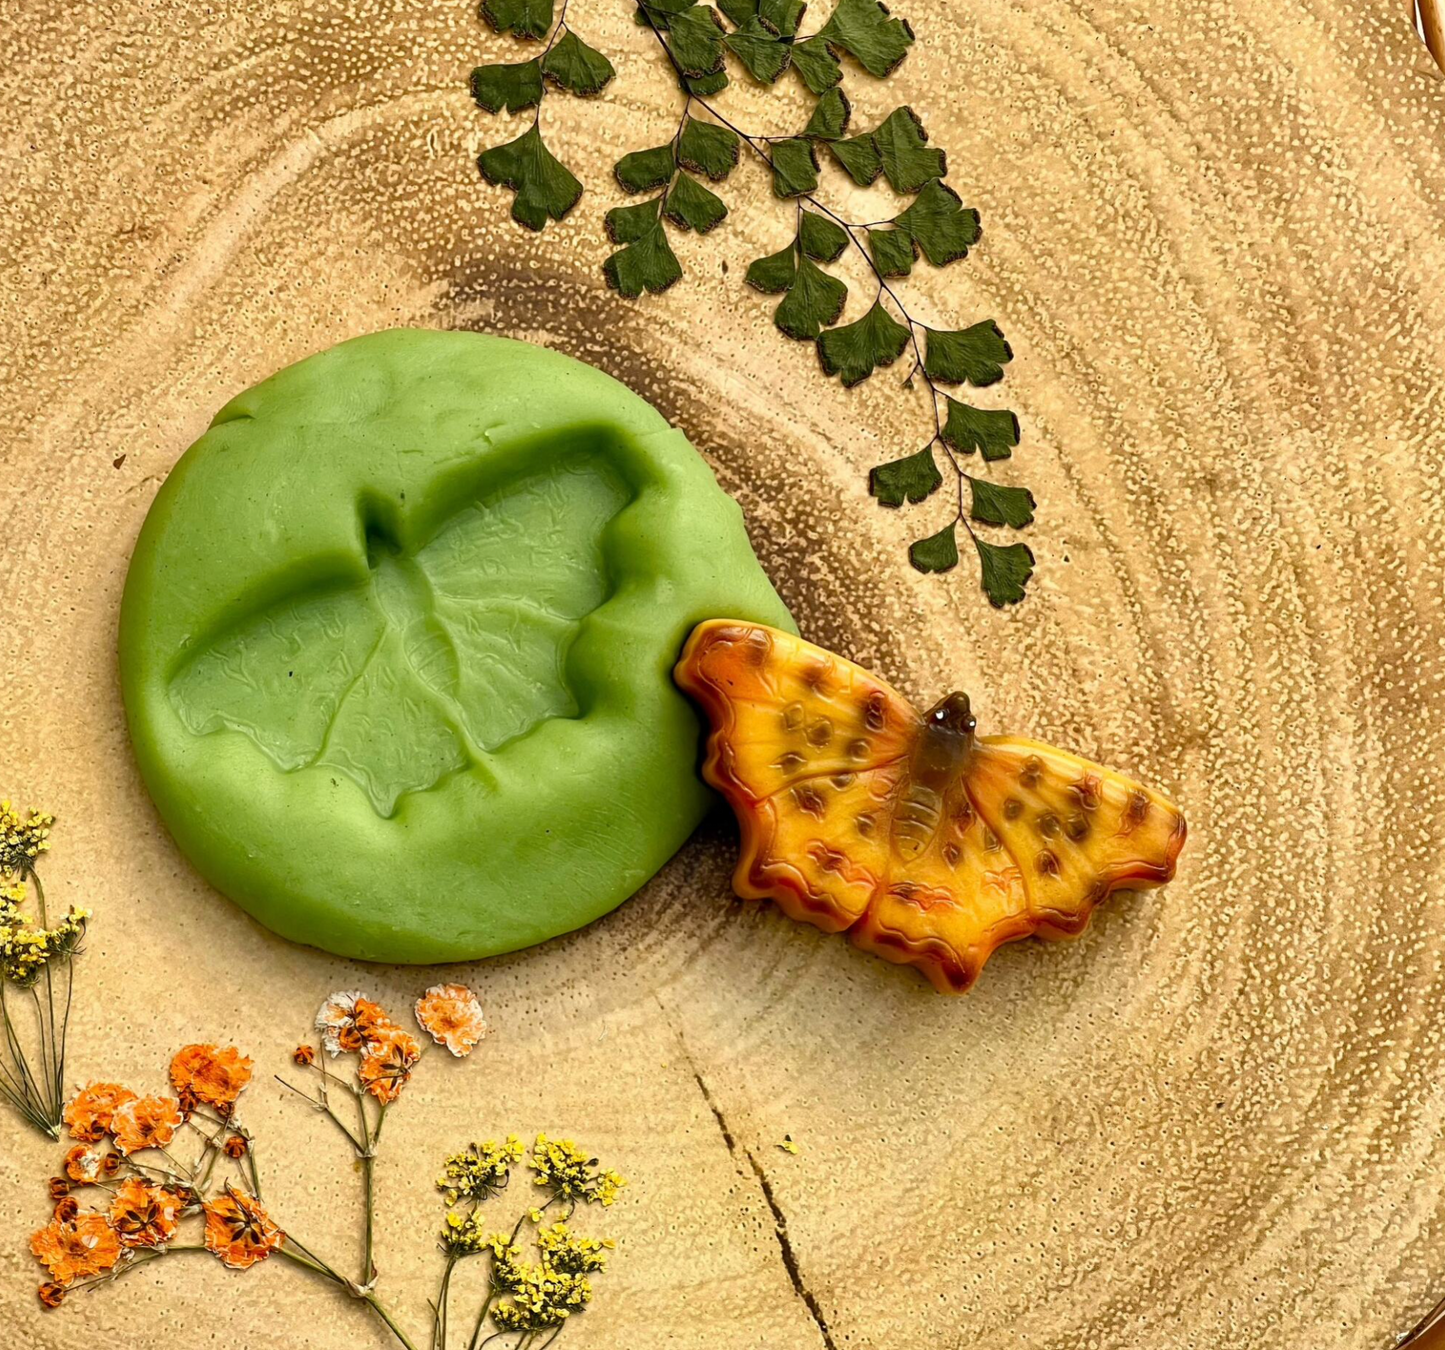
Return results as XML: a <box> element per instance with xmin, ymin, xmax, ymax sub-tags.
<box><xmin>31</xmin><ymin>1043</ymin><xmax>281</xmax><ymax>1308</ymax></box>
<box><xmin>204</xmin><ymin>1186</ymin><xmax>284</xmax><ymax>1270</ymax></box>
<box><xmin>415</xmin><ymin>983</ymin><xmax>488</xmax><ymax>1058</ymax></box>
<box><xmin>30</xmin><ymin>1213</ymin><xmax>122</xmax><ymax>1287</ymax></box>
<box><xmin>62</xmin><ymin>1142</ymin><xmax>118</xmax><ymax>1183</ymax></box>
<box><xmin>111</xmin><ymin>1095</ymin><xmax>183</xmax><ymax>1155</ymax></box>
<box><xmin>109</xmin><ymin>1178</ymin><xmax>184</xmax><ymax>1249</ymax></box>
<box><xmin>61</xmin><ymin>1082</ymin><xmax>134</xmax><ymax>1143</ymax></box>
<box><xmin>29</xmin><ymin>984</ymin><xmax>489</xmax><ymax>1332</ymax></box>
<box><xmin>170</xmin><ymin>1043</ymin><xmax>253</xmax><ymax>1117</ymax></box>
<box><xmin>315</xmin><ymin>991</ymin><xmax>423</xmax><ymax>1104</ymax></box>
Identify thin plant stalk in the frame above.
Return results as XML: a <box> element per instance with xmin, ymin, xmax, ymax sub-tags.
<box><xmin>0</xmin><ymin>864</ymin><xmax>79</xmax><ymax>1137</ymax></box>
<box><xmin>274</xmin><ymin>1068</ymin><xmax>386</xmax><ymax>1287</ymax></box>
<box><xmin>433</xmin><ymin>1250</ymin><xmax>459</xmax><ymax>1350</ymax></box>
<box><xmin>33</xmin><ymin>868</ymin><xmax>62</xmax><ymax>1116</ymax></box>
<box><xmin>277</xmin><ymin>1240</ymin><xmax>423</xmax><ymax>1350</ymax></box>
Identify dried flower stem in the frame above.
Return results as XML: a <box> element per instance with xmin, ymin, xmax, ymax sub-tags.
<box><xmin>33</xmin><ymin>871</ymin><xmax>66</xmax><ymax>1117</ymax></box>
<box><xmin>355</xmin><ymin>1083</ymin><xmax>390</xmax><ymax>1286</ymax></box>
<box><xmin>67</xmin><ymin>1244</ymin><xmax>210</xmax><ymax>1295</ymax></box>
<box><xmin>274</xmin><ymin>1074</ymin><xmax>363</xmax><ymax>1150</ymax></box>
<box><xmin>0</xmin><ymin>982</ymin><xmax>54</xmax><ymax>1134</ymax></box>
<box><xmin>433</xmin><ymin>1249</ymin><xmax>460</xmax><ymax>1350</ymax></box>
<box><xmin>276</xmin><ymin>1240</ymin><xmax>423</xmax><ymax>1350</ymax></box>
<box><xmin>274</xmin><ymin>1069</ymin><xmax>385</xmax><ymax>1284</ymax></box>
<box><xmin>1</xmin><ymin>807</ymin><xmax>88</xmax><ymax>1137</ymax></box>
<box><xmin>0</xmin><ymin>885</ymin><xmax>62</xmax><ymax>1132</ymax></box>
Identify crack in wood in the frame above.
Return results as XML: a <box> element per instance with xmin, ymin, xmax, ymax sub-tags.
<box><xmin>658</xmin><ymin>996</ymin><xmax>839</xmax><ymax>1350</ymax></box>
<box><xmin>690</xmin><ymin>1068</ymin><xmax>839</xmax><ymax>1350</ymax></box>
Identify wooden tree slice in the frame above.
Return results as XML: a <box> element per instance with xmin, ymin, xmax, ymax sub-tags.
<box><xmin>2</xmin><ymin>2</ymin><xmax>1445</xmax><ymax>1348</ymax></box>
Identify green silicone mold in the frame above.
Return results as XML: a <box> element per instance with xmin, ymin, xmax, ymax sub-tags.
<box><xmin>120</xmin><ymin>329</ymin><xmax>793</xmax><ymax>962</ymax></box>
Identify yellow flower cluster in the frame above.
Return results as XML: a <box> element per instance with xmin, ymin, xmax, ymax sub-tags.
<box><xmin>436</xmin><ymin>1136</ymin><xmax>524</xmax><ymax>1206</ymax></box>
<box><xmin>530</xmin><ymin>1134</ymin><xmax>626</xmax><ymax>1207</ymax></box>
<box><xmin>0</xmin><ymin>802</ymin><xmax>52</xmax><ymax>876</ymax></box>
<box><xmin>536</xmin><ymin>1221</ymin><xmax>612</xmax><ymax>1275</ymax></box>
<box><xmin>0</xmin><ymin>888</ymin><xmax>88</xmax><ymax>989</ymax></box>
<box><xmin>487</xmin><ymin>1233</ymin><xmax>595</xmax><ymax>1331</ymax></box>
<box><xmin>442</xmin><ymin>1207</ymin><xmax>492</xmax><ymax>1255</ymax></box>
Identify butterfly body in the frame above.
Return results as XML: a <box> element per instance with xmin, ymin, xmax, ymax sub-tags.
<box><xmin>893</xmin><ymin>692</ymin><xmax>977</xmax><ymax>863</ymax></box>
<box><xmin>675</xmin><ymin>621</ymin><xmax>1187</xmax><ymax>994</ymax></box>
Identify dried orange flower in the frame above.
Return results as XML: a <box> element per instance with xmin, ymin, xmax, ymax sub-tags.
<box><xmin>29</xmin><ymin>1213</ymin><xmax>122</xmax><ymax>1284</ymax></box>
<box><xmin>37</xmin><ymin>1280</ymin><xmax>65</xmax><ymax>1309</ymax></box>
<box><xmin>414</xmin><ymin>983</ymin><xmax>487</xmax><ymax>1058</ymax></box>
<box><xmin>62</xmin><ymin>1143</ymin><xmax>108</xmax><ymax>1184</ymax></box>
<box><xmin>48</xmin><ymin>1176</ymin><xmax>71</xmax><ymax>1200</ymax></box>
<box><xmin>53</xmin><ymin>1197</ymin><xmax>79</xmax><ymax>1223</ymax></box>
<box><xmin>223</xmin><ymin>1133</ymin><xmax>249</xmax><ymax>1159</ymax></box>
<box><xmin>109</xmin><ymin>1178</ymin><xmax>183</xmax><ymax>1249</ymax></box>
<box><xmin>316</xmin><ymin>991</ymin><xmax>398</xmax><ymax>1056</ymax></box>
<box><xmin>170</xmin><ymin>1044</ymin><xmax>253</xmax><ymax>1113</ymax></box>
<box><xmin>292</xmin><ymin>1044</ymin><xmax>315</xmax><ymax>1066</ymax></box>
<box><xmin>358</xmin><ymin>1025</ymin><xmax>421</xmax><ymax>1104</ymax></box>
<box><xmin>110</xmin><ymin>1095</ymin><xmax>182</xmax><ymax>1156</ymax></box>
<box><xmin>63</xmin><ymin>1083</ymin><xmax>137</xmax><ymax>1142</ymax></box>
<box><xmin>203</xmin><ymin>1188</ymin><xmax>284</xmax><ymax>1269</ymax></box>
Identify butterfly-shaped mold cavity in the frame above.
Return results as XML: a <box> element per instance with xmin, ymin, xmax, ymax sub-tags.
<box><xmin>168</xmin><ymin>454</ymin><xmax>629</xmax><ymax>817</ymax></box>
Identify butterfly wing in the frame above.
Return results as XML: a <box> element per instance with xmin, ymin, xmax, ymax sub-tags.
<box><xmin>966</xmin><ymin>736</ymin><xmax>1187</xmax><ymax>938</ymax></box>
<box><xmin>852</xmin><ymin>739</ymin><xmax>1185</xmax><ymax>992</ymax></box>
<box><xmin>674</xmin><ymin>621</ymin><xmax>917</xmax><ymax>932</ymax></box>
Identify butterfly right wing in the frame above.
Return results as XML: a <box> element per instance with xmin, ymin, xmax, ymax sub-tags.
<box><xmin>674</xmin><ymin>621</ymin><xmax>918</xmax><ymax>932</ymax></box>
<box><xmin>966</xmin><ymin>736</ymin><xmax>1186</xmax><ymax>938</ymax></box>
<box><xmin>854</xmin><ymin>736</ymin><xmax>1184</xmax><ymax>990</ymax></box>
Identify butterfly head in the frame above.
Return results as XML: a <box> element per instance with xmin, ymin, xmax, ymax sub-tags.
<box><xmin>924</xmin><ymin>692</ymin><xmax>976</xmax><ymax>738</ymax></box>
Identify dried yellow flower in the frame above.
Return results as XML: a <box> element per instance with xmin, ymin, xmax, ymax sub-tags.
<box><xmin>0</xmin><ymin>801</ymin><xmax>53</xmax><ymax>877</ymax></box>
<box><xmin>0</xmin><ymin>906</ymin><xmax>87</xmax><ymax>987</ymax></box>
<box><xmin>436</xmin><ymin>1136</ymin><xmax>524</xmax><ymax>1206</ymax></box>
<box><xmin>489</xmin><ymin>1239</ymin><xmax>594</xmax><ymax>1332</ymax></box>
<box><xmin>442</xmin><ymin>1208</ymin><xmax>492</xmax><ymax>1255</ymax></box>
<box><xmin>536</xmin><ymin>1221</ymin><xmax>610</xmax><ymax>1274</ymax></box>
<box><xmin>528</xmin><ymin>1134</ymin><xmax>626</xmax><ymax>1207</ymax></box>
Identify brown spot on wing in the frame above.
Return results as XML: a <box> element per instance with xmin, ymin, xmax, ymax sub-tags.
<box><xmin>792</xmin><ymin>785</ymin><xmax>827</xmax><ymax>818</ymax></box>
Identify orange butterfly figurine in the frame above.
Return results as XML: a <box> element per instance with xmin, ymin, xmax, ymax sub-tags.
<box><xmin>675</xmin><ymin>620</ymin><xmax>1187</xmax><ymax>994</ymax></box>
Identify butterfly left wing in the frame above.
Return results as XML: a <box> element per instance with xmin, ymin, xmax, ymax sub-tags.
<box><xmin>675</xmin><ymin>621</ymin><xmax>917</xmax><ymax>932</ymax></box>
